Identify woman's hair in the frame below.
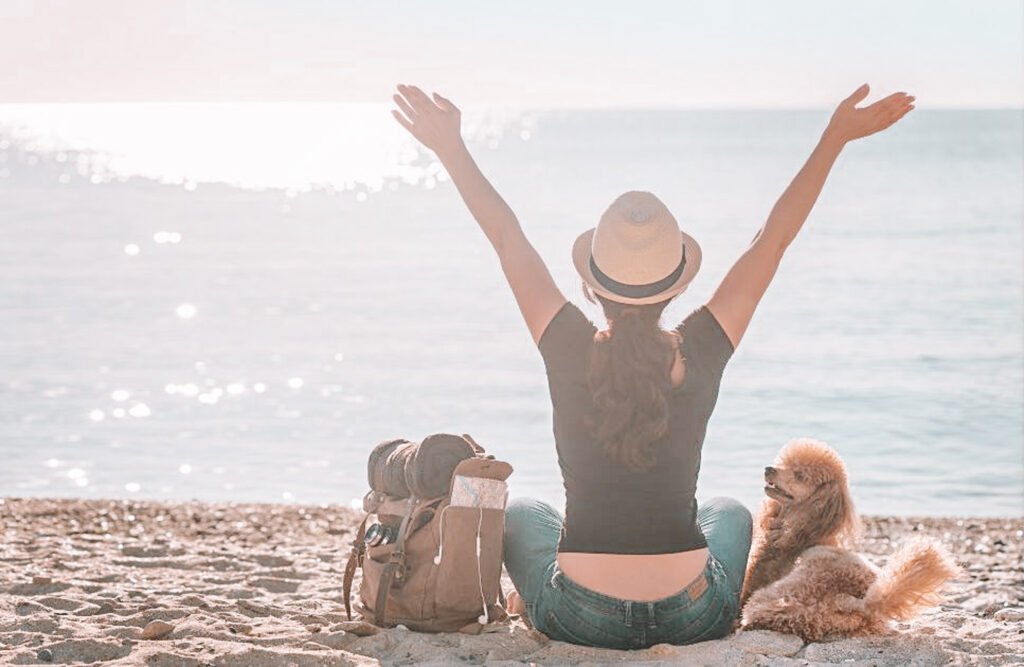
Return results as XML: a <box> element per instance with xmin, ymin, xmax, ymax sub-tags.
<box><xmin>581</xmin><ymin>280</ymin><xmax>677</xmax><ymax>472</ymax></box>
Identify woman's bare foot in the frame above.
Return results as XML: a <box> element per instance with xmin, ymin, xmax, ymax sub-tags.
<box><xmin>505</xmin><ymin>589</ymin><xmax>526</xmax><ymax>615</ymax></box>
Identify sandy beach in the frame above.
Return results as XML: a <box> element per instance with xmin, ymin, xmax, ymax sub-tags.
<box><xmin>0</xmin><ymin>498</ymin><xmax>1020</xmax><ymax>666</ymax></box>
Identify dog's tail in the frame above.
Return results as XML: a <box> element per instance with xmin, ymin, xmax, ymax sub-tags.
<box><xmin>864</xmin><ymin>537</ymin><xmax>961</xmax><ymax>621</ymax></box>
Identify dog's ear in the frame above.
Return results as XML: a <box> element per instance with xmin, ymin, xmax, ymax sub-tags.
<box><xmin>793</xmin><ymin>480</ymin><xmax>855</xmax><ymax>546</ymax></box>
<box><xmin>832</xmin><ymin>477</ymin><xmax>863</xmax><ymax>547</ymax></box>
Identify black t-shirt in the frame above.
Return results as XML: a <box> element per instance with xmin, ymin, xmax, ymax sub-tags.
<box><xmin>537</xmin><ymin>301</ymin><xmax>735</xmax><ymax>554</ymax></box>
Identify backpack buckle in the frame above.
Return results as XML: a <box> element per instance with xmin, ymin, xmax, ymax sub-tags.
<box><xmin>388</xmin><ymin>548</ymin><xmax>407</xmax><ymax>581</ymax></box>
<box><xmin>363</xmin><ymin>490</ymin><xmax>389</xmax><ymax>513</ymax></box>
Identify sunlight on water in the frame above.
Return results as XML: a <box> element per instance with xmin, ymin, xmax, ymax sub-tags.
<box><xmin>127</xmin><ymin>403</ymin><xmax>151</xmax><ymax>418</ymax></box>
<box><xmin>0</xmin><ymin>103</ymin><xmax>531</xmax><ymax>191</ymax></box>
<box><xmin>153</xmin><ymin>231</ymin><xmax>182</xmax><ymax>244</ymax></box>
<box><xmin>0</xmin><ymin>107</ymin><xmax>1019</xmax><ymax>515</ymax></box>
<box><xmin>175</xmin><ymin>303</ymin><xmax>198</xmax><ymax>319</ymax></box>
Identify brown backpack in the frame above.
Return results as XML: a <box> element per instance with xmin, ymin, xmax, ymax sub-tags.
<box><xmin>342</xmin><ymin>434</ymin><xmax>514</xmax><ymax>633</ymax></box>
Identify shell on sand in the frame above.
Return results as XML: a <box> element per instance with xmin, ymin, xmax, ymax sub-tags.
<box><xmin>0</xmin><ymin>498</ymin><xmax>1021</xmax><ymax>666</ymax></box>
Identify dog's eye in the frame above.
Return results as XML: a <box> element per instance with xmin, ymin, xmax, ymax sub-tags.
<box><xmin>793</xmin><ymin>471</ymin><xmax>805</xmax><ymax>482</ymax></box>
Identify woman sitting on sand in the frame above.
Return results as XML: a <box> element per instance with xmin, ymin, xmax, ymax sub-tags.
<box><xmin>390</xmin><ymin>82</ymin><xmax>914</xmax><ymax>648</ymax></box>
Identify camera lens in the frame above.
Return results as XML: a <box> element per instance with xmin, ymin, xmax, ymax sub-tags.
<box><xmin>365</xmin><ymin>523</ymin><xmax>385</xmax><ymax>547</ymax></box>
<box><xmin>365</xmin><ymin>523</ymin><xmax>397</xmax><ymax>547</ymax></box>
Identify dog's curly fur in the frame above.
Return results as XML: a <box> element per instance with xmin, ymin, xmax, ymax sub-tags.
<box><xmin>740</xmin><ymin>438</ymin><xmax>961</xmax><ymax>641</ymax></box>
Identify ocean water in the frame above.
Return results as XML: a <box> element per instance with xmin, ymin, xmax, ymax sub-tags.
<box><xmin>1</xmin><ymin>104</ymin><xmax>1021</xmax><ymax>517</ymax></box>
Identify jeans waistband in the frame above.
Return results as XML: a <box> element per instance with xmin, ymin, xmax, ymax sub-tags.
<box><xmin>552</xmin><ymin>554</ymin><xmax>718</xmax><ymax>613</ymax></box>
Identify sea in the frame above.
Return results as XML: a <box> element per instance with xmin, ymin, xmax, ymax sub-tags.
<box><xmin>1</xmin><ymin>103</ymin><xmax>1021</xmax><ymax>517</ymax></box>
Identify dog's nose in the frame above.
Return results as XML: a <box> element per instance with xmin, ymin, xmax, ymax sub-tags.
<box><xmin>764</xmin><ymin>466</ymin><xmax>776</xmax><ymax>477</ymax></box>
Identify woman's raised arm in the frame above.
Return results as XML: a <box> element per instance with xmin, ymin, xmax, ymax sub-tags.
<box><xmin>706</xmin><ymin>84</ymin><xmax>915</xmax><ymax>349</ymax></box>
<box><xmin>391</xmin><ymin>84</ymin><xmax>566</xmax><ymax>345</ymax></box>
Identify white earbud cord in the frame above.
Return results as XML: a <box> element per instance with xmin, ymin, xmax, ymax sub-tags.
<box><xmin>431</xmin><ymin>503</ymin><xmax>490</xmax><ymax>625</ymax></box>
<box><xmin>433</xmin><ymin>504</ymin><xmax>451</xmax><ymax>565</ymax></box>
<box><xmin>476</xmin><ymin>506</ymin><xmax>488</xmax><ymax>625</ymax></box>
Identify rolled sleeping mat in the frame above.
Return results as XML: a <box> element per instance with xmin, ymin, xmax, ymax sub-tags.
<box><xmin>405</xmin><ymin>433</ymin><xmax>479</xmax><ymax>499</ymax></box>
<box><xmin>367</xmin><ymin>438</ymin><xmax>417</xmax><ymax>498</ymax></box>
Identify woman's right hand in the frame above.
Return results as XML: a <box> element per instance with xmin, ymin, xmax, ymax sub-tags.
<box><xmin>391</xmin><ymin>84</ymin><xmax>464</xmax><ymax>158</ymax></box>
<box><xmin>824</xmin><ymin>84</ymin><xmax>915</xmax><ymax>144</ymax></box>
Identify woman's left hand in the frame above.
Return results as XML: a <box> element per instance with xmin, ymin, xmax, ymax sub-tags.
<box><xmin>391</xmin><ymin>84</ymin><xmax>464</xmax><ymax>156</ymax></box>
<box><xmin>823</xmin><ymin>84</ymin><xmax>915</xmax><ymax>144</ymax></box>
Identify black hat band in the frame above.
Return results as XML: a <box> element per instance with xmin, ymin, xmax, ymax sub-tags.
<box><xmin>588</xmin><ymin>244</ymin><xmax>687</xmax><ymax>299</ymax></box>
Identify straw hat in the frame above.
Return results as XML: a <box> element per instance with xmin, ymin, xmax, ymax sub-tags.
<box><xmin>572</xmin><ymin>191</ymin><xmax>702</xmax><ymax>305</ymax></box>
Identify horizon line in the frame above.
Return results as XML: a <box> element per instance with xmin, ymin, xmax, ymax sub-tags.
<box><xmin>0</xmin><ymin>100</ymin><xmax>1020</xmax><ymax>112</ymax></box>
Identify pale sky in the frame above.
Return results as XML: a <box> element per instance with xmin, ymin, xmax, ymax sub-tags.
<box><xmin>1</xmin><ymin>0</ymin><xmax>1021</xmax><ymax>107</ymax></box>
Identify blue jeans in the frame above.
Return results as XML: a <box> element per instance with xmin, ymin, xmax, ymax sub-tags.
<box><xmin>503</xmin><ymin>496</ymin><xmax>753</xmax><ymax>649</ymax></box>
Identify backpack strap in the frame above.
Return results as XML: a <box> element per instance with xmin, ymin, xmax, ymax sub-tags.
<box><xmin>373</xmin><ymin>496</ymin><xmax>419</xmax><ymax>627</ymax></box>
<box><xmin>343</xmin><ymin>513</ymin><xmax>371</xmax><ymax>621</ymax></box>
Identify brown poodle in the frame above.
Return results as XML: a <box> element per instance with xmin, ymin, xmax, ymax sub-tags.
<box><xmin>740</xmin><ymin>438</ymin><xmax>961</xmax><ymax>641</ymax></box>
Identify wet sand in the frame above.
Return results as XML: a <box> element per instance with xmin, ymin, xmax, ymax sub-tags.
<box><xmin>1</xmin><ymin>497</ymin><xmax>1021</xmax><ymax>666</ymax></box>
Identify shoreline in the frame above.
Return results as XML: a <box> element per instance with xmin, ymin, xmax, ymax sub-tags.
<box><xmin>1</xmin><ymin>497</ymin><xmax>1021</xmax><ymax>666</ymax></box>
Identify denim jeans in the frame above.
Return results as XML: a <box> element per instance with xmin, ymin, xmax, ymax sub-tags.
<box><xmin>503</xmin><ymin>496</ymin><xmax>753</xmax><ymax>649</ymax></box>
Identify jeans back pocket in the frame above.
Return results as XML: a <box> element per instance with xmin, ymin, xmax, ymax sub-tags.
<box><xmin>539</xmin><ymin>572</ymin><xmax>634</xmax><ymax>650</ymax></box>
<box><xmin>656</xmin><ymin>558</ymin><xmax>738</xmax><ymax>645</ymax></box>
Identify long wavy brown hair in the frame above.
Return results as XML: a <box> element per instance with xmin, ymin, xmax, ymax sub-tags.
<box><xmin>581</xmin><ymin>281</ymin><xmax>678</xmax><ymax>472</ymax></box>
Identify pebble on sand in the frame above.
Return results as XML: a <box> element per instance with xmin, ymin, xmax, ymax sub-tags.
<box><xmin>141</xmin><ymin>620</ymin><xmax>174</xmax><ymax>640</ymax></box>
<box><xmin>993</xmin><ymin>607</ymin><xmax>1024</xmax><ymax>622</ymax></box>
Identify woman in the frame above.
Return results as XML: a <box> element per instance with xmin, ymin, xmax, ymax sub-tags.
<box><xmin>391</xmin><ymin>82</ymin><xmax>914</xmax><ymax>648</ymax></box>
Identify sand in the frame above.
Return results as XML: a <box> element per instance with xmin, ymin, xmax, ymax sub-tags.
<box><xmin>1</xmin><ymin>498</ymin><xmax>1020</xmax><ymax>666</ymax></box>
